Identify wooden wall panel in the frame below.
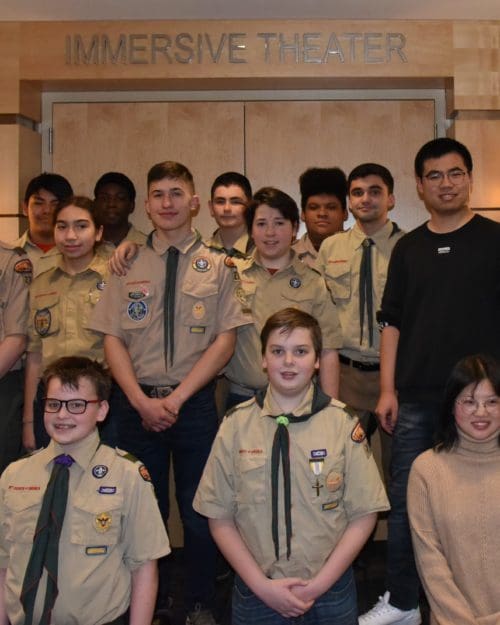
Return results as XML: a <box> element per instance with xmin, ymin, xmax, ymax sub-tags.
<box><xmin>245</xmin><ymin>100</ymin><xmax>435</xmax><ymax>232</ymax></box>
<box><xmin>52</xmin><ymin>101</ymin><xmax>244</xmax><ymax>236</ymax></box>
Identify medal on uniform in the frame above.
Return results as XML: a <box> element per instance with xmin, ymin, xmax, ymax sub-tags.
<box><xmin>309</xmin><ymin>457</ymin><xmax>324</xmax><ymax>496</ymax></box>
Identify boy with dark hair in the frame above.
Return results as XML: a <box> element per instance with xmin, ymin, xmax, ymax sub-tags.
<box><xmin>90</xmin><ymin>160</ymin><xmax>250</xmax><ymax>625</ymax></box>
<box><xmin>293</xmin><ymin>167</ymin><xmax>348</xmax><ymax>267</ymax></box>
<box><xmin>0</xmin><ymin>356</ymin><xmax>169</xmax><ymax>625</ymax></box>
<box><xmin>360</xmin><ymin>138</ymin><xmax>500</xmax><ymax>625</ymax></box>
<box><xmin>194</xmin><ymin>307</ymin><xmax>389</xmax><ymax>625</ymax></box>
<box><xmin>94</xmin><ymin>172</ymin><xmax>147</xmax><ymax>247</ymax></box>
<box><xmin>316</xmin><ymin>163</ymin><xmax>403</xmax><ymax>483</ymax></box>
<box><xmin>14</xmin><ymin>173</ymin><xmax>73</xmax><ymax>277</ymax></box>
<box><xmin>208</xmin><ymin>171</ymin><xmax>253</xmax><ymax>258</ymax></box>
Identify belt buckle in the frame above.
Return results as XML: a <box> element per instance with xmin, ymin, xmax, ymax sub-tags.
<box><xmin>156</xmin><ymin>385</ymin><xmax>174</xmax><ymax>398</ymax></box>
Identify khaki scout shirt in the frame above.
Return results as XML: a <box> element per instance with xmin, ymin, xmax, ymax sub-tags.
<box><xmin>292</xmin><ymin>233</ymin><xmax>318</xmax><ymax>268</ymax></box>
<box><xmin>208</xmin><ymin>229</ymin><xmax>253</xmax><ymax>258</ymax></box>
<box><xmin>0</xmin><ymin>429</ymin><xmax>170</xmax><ymax>625</ymax></box>
<box><xmin>316</xmin><ymin>220</ymin><xmax>404</xmax><ymax>362</ymax></box>
<box><xmin>27</xmin><ymin>249</ymin><xmax>111</xmax><ymax>368</ymax></box>
<box><xmin>0</xmin><ymin>243</ymin><xmax>32</xmax><ymax>372</ymax></box>
<box><xmin>12</xmin><ymin>230</ymin><xmax>60</xmax><ymax>278</ymax></box>
<box><xmin>194</xmin><ymin>382</ymin><xmax>389</xmax><ymax>579</ymax></box>
<box><xmin>103</xmin><ymin>224</ymin><xmax>148</xmax><ymax>247</ymax></box>
<box><xmin>89</xmin><ymin>229</ymin><xmax>251</xmax><ymax>386</ymax></box>
<box><xmin>225</xmin><ymin>251</ymin><xmax>342</xmax><ymax>391</ymax></box>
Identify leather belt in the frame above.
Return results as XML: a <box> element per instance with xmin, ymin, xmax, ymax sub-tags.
<box><xmin>140</xmin><ymin>383</ymin><xmax>178</xmax><ymax>398</ymax></box>
<box><xmin>339</xmin><ymin>354</ymin><xmax>380</xmax><ymax>372</ymax></box>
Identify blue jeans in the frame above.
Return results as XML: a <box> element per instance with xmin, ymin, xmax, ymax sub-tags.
<box><xmin>232</xmin><ymin>568</ymin><xmax>357</xmax><ymax>625</ymax></box>
<box><xmin>109</xmin><ymin>381</ymin><xmax>218</xmax><ymax>610</ymax></box>
<box><xmin>386</xmin><ymin>400</ymin><xmax>441</xmax><ymax>610</ymax></box>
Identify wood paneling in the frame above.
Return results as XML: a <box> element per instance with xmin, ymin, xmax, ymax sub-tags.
<box><xmin>246</xmin><ymin>100</ymin><xmax>435</xmax><ymax>232</ymax></box>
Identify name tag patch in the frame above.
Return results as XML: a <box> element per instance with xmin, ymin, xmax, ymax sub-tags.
<box><xmin>86</xmin><ymin>546</ymin><xmax>108</xmax><ymax>556</ymax></box>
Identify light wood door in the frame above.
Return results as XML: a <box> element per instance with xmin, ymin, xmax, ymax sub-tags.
<box><xmin>245</xmin><ymin>100</ymin><xmax>435</xmax><ymax>232</ymax></box>
<box><xmin>52</xmin><ymin>101</ymin><xmax>245</xmax><ymax>237</ymax></box>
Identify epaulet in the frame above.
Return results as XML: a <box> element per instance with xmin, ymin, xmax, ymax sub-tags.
<box><xmin>342</xmin><ymin>403</ymin><xmax>361</xmax><ymax>421</ymax></box>
<box><xmin>224</xmin><ymin>397</ymin><xmax>256</xmax><ymax>419</ymax></box>
<box><xmin>115</xmin><ymin>447</ymin><xmax>140</xmax><ymax>462</ymax></box>
<box><xmin>115</xmin><ymin>448</ymin><xmax>153</xmax><ymax>482</ymax></box>
<box><xmin>202</xmin><ymin>238</ymin><xmax>225</xmax><ymax>254</ymax></box>
<box><xmin>328</xmin><ymin>397</ymin><xmax>347</xmax><ymax>411</ymax></box>
<box><xmin>0</xmin><ymin>240</ymin><xmax>24</xmax><ymax>254</ymax></box>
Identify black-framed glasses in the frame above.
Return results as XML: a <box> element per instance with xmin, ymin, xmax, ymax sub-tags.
<box><xmin>423</xmin><ymin>169</ymin><xmax>467</xmax><ymax>185</ymax></box>
<box><xmin>43</xmin><ymin>397</ymin><xmax>101</xmax><ymax>414</ymax></box>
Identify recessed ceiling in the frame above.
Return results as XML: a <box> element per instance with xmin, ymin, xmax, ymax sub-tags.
<box><xmin>2</xmin><ymin>0</ymin><xmax>500</xmax><ymax>21</ymax></box>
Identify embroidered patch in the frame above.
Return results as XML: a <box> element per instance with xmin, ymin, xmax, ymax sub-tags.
<box><xmin>94</xmin><ymin>512</ymin><xmax>112</xmax><ymax>533</ymax></box>
<box><xmin>128</xmin><ymin>290</ymin><xmax>145</xmax><ymax>300</ymax></box>
<box><xmin>14</xmin><ymin>258</ymin><xmax>33</xmax><ymax>284</ymax></box>
<box><xmin>326</xmin><ymin>471</ymin><xmax>342</xmax><ymax>492</ymax></box>
<box><xmin>139</xmin><ymin>464</ymin><xmax>152</xmax><ymax>482</ymax></box>
<box><xmin>98</xmin><ymin>486</ymin><xmax>116</xmax><ymax>494</ymax></box>
<box><xmin>289</xmin><ymin>277</ymin><xmax>301</xmax><ymax>289</ymax></box>
<box><xmin>224</xmin><ymin>256</ymin><xmax>235</xmax><ymax>268</ymax></box>
<box><xmin>351</xmin><ymin>422</ymin><xmax>366</xmax><ymax>443</ymax></box>
<box><xmin>96</xmin><ymin>280</ymin><xmax>106</xmax><ymax>291</ymax></box>
<box><xmin>311</xmin><ymin>448</ymin><xmax>327</xmax><ymax>459</ymax></box>
<box><xmin>322</xmin><ymin>500</ymin><xmax>339</xmax><ymax>511</ymax></box>
<box><xmin>192</xmin><ymin>302</ymin><xmax>206</xmax><ymax>320</ymax></box>
<box><xmin>189</xmin><ymin>326</ymin><xmax>206</xmax><ymax>334</ymax></box>
<box><xmin>127</xmin><ymin>300</ymin><xmax>147</xmax><ymax>321</ymax></box>
<box><xmin>192</xmin><ymin>256</ymin><xmax>211</xmax><ymax>272</ymax></box>
<box><xmin>34</xmin><ymin>308</ymin><xmax>51</xmax><ymax>336</ymax></box>
<box><xmin>86</xmin><ymin>546</ymin><xmax>108</xmax><ymax>556</ymax></box>
<box><xmin>92</xmin><ymin>465</ymin><xmax>108</xmax><ymax>479</ymax></box>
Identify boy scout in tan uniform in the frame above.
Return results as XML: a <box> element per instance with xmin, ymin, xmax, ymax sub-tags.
<box><xmin>0</xmin><ymin>356</ymin><xmax>169</xmax><ymax>625</ymax></box>
<box><xmin>89</xmin><ymin>161</ymin><xmax>250</xmax><ymax>625</ymax></box>
<box><xmin>0</xmin><ymin>242</ymin><xmax>32</xmax><ymax>473</ymax></box>
<box><xmin>315</xmin><ymin>163</ymin><xmax>404</xmax><ymax>480</ymax></box>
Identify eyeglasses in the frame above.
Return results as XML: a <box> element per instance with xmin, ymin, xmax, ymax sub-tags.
<box><xmin>423</xmin><ymin>169</ymin><xmax>468</xmax><ymax>185</ymax></box>
<box><xmin>43</xmin><ymin>397</ymin><xmax>101</xmax><ymax>414</ymax></box>
<box><xmin>455</xmin><ymin>397</ymin><xmax>500</xmax><ymax>415</ymax></box>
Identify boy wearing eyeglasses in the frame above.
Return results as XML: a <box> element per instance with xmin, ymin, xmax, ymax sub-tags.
<box><xmin>0</xmin><ymin>356</ymin><xmax>170</xmax><ymax>625</ymax></box>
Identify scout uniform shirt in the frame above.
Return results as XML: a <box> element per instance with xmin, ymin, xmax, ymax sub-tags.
<box><xmin>0</xmin><ymin>242</ymin><xmax>32</xmax><ymax>371</ymax></box>
<box><xmin>0</xmin><ymin>429</ymin><xmax>170</xmax><ymax>625</ymax></box>
<box><xmin>27</xmin><ymin>247</ymin><xmax>111</xmax><ymax>368</ymax></box>
<box><xmin>89</xmin><ymin>229</ymin><xmax>251</xmax><ymax>386</ymax></box>
<box><xmin>208</xmin><ymin>229</ymin><xmax>253</xmax><ymax>259</ymax></box>
<box><xmin>194</xmin><ymin>382</ymin><xmax>389</xmax><ymax>579</ymax></box>
<box><xmin>12</xmin><ymin>230</ymin><xmax>60</xmax><ymax>279</ymax></box>
<box><xmin>316</xmin><ymin>220</ymin><xmax>404</xmax><ymax>363</ymax></box>
<box><xmin>292</xmin><ymin>232</ymin><xmax>318</xmax><ymax>269</ymax></box>
<box><xmin>225</xmin><ymin>250</ymin><xmax>343</xmax><ymax>392</ymax></box>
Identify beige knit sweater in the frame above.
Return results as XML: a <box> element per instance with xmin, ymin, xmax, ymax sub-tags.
<box><xmin>408</xmin><ymin>431</ymin><xmax>500</xmax><ymax>625</ymax></box>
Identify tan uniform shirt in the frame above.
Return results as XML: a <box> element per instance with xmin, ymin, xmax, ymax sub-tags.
<box><xmin>12</xmin><ymin>231</ymin><xmax>60</xmax><ymax>278</ymax></box>
<box><xmin>0</xmin><ymin>429</ymin><xmax>170</xmax><ymax>625</ymax></box>
<box><xmin>89</xmin><ymin>229</ymin><xmax>251</xmax><ymax>386</ymax></box>
<box><xmin>209</xmin><ymin>229</ymin><xmax>252</xmax><ymax>258</ymax></box>
<box><xmin>194</xmin><ymin>383</ymin><xmax>389</xmax><ymax>579</ymax></box>
<box><xmin>27</xmin><ymin>249</ymin><xmax>111</xmax><ymax>368</ymax></box>
<box><xmin>103</xmin><ymin>224</ymin><xmax>148</xmax><ymax>247</ymax></box>
<box><xmin>225</xmin><ymin>251</ymin><xmax>342</xmax><ymax>390</ymax></box>
<box><xmin>292</xmin><ymin>233</ymin><xmax>318</xmax><ymax>268</ymax></box>
<box><xmin>316</xmin><ymin>220</ymin><xmax>404</xmax><ymax>362</ymax></box>
<box><xmin>0</xmin><ymin>243</ymin><xmax>32</xmax><ymax>371</ymax></box>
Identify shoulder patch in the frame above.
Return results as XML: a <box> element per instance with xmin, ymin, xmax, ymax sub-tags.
<box><xmin>351</xmin><ymin>421</ymin><xmax>367</xmax><ymax>444</ymax></box>
<box><xmin>138</xmin><ymin>464</ymin><xmax>152</xmax><ymax>482</ymax></box>
<box><xmin>14</xmin><ymin>258</ymin><xmax>33</xmax><ymax>284</ymax></box>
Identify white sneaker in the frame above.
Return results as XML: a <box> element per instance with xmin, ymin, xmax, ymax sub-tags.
<box><xmin>359</xmin><ymin>591</ymin><xmax>421</xmax><ymax>625</ymax></box>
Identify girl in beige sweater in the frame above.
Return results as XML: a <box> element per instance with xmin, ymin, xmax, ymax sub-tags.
<box><xmin>408</xmin><ymin>354</ymin><xmax>500</xmax><ymax>625</ymax></box>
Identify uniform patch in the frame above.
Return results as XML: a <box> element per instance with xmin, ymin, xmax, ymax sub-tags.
<box><xmin>235</xmin><ymin>287</ymin><xmax>248</xmax><ymax>306</ymax></box>
<box><xmin>224</xmin><ymin>256</ymin><xmax>235</xmax><ymax>268</ymax></box>
<box><xmin>351</xmin><ymin>422</ymin><xmax>366</xmax><ymax>443</ymax></box>
<box><xmin>34</xmin><ymin>308</ymin><xmax>51</xmax><ymax>336</ymax></box>
<box><xmin>96</xmin><ymin>280</ymin><xmax>106</xmax><ymax>291</ymax></box>
<box><xmin>189</xmin><ymin>326</ymin><xmax>206</xmax><ymax>334</ymax></box>
<box><xmin>14</xmin><ymin>258</ymin><xmax>33</xmax><ymax>284</ymax></box>
<box><xmin>127</xmin><ymin>300</ymin><xmax>147</xmax><ymax>321</ymax></box>
<box><xmin>139</xmin><ymin>464</ymin><xmax>152</xmax><ymax>482</ymax></box>
<box><xmin>94</xmin><ymin>512</ymin><xmax>112</xmax><ymax>533</ymax></box>
<box><xmin>326</xmin><ymin>471</ymin><xmax>342</xmax><ymax>492</ymax></box>
<box><xmin>309</xmin><ymin>458</ymin><xmax>324</xmax><ymax>476</ymax></box>
<box><xmin>322</xmin><ymin>500</ymin><xmax>339</xmax><ymax>511</ymax></box>
<box><xmin>192</xmin><ymin>256</ymin><xmax>211</xmax><ymax>272</ymax></box>
<box><xmin>128</xmin><ymin>290</ymin><xmax>145</xmax><ymax>300</ymax></box>
<box><xmin>289</xmin><ymin>277</ymin><xmax>301</xmax><ymax>289</ymax></box>
<box><xmin>192</xmin><ymin>302</ymin><xmax>206</xmax><ymax>320</ymax></box>
<box><xmin>311</xmin><ymin>448</ymin><xmax>327</xmax><ymax>459</ymax></box>
<box><xmin>92</xmin><ymin>465</ymin><xmax>108</xmax><ymax>479</ymax></box>
<box><xmin>86</xmin><ymin>546</ymin><xmax>108</xmax><ymax>556</ymax></box>
<box><xmin>98</xmin><ymin>486</ymin><xmax>116</xmax><ymax>494</ymax></box>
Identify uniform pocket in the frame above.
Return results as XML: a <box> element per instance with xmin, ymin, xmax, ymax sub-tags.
<box><xmin>70</xmin><ymin>495</ymin><xmax>124</xmax><ymax>546</ymax></box>
<box><xmin>324</xmin><ymin>263</ymin><xmax>352</xmax><ymax>301</ymax></box>
<box><xmin>4</xmin><ymin>489</ymin><xmax>44</xmax><ymax>543</ymax></box>
<box><xmin>120</xmin><ymin>285</ymin><xmax>155</xmax><ymax>330</ymax></box>
<box><xmin>236</xmin><ymin>454</ymin><xmax>267</xmax><ymax>504</ymax></box>
<box><xmin>33</xmin><ymin>297</ymin><xmax>61</xmax><ymax>338</ymax></box>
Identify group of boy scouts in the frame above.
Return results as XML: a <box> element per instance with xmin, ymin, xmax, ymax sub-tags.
<box><xmin>0</xmin><ymin>136</ymin><xmax>499</xmax><ymax>625</ymax></box>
